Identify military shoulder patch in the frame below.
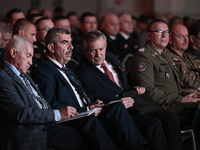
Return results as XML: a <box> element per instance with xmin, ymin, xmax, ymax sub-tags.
<box><xmin>138</xmin><ymin>48</ymin><xmax>145</xmax><ymax>52</ymax></box>
<box><xmin>138</xmin><ymin>63</ymin><xmax>146</xmax><ymax>71</ymax></box>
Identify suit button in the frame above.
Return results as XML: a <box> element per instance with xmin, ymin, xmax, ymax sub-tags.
<box><xmin>116</xmin><ymin>95</ymin><xmax>118</xmax><ymax>97</ymax></box>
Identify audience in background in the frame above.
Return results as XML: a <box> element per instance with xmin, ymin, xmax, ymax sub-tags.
<box><xmin>185</xmin><ymin>19</ymin><xmax>200</xmax><ymax>59</ymax></box>
<box><xmin>73</xmin><ymin>12</ymin><xmax>98</xmax><ymax>62</ymax></box>
<box><xmin>116</xmin><ymin>13</ymin><xmax>139</xmax><ymax>63</ymax></box>
<box><xmin>6</xmin><ymin>8</ymin><xmax>25</xmax><ymax>29</ymax></box>
<box><xmin>0</xmin><ymin>22</ymin><xmax>12</xmax><ymax>48</ymax></box>
<box><xmin>53</xmin><ymin>15</ymin><xmax>71</xmax><ymax>32</ymax></box>
<box><xmin>66</xmin><ymin>11</ymin><xmax>80</xmax><ymax>39</ymax></box>
<box><xmin>100</xmin><ymin>13</ymin><xmax>120</xmax><ymax>58</ymax></box>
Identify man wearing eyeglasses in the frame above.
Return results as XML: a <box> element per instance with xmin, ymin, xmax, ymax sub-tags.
<box><xmin>185</xmin><ymin>19</ymin><xmax>200</xmax><ymax>59</ymax></box>
<box><xmin>73</xmin><ymin>12</ymin><xmax>98</xmax><ymax>63</ymax></box>
<box><xmin>129</xmin><ymin>19</ymin><xmax>200</xmax><ymax>140</ymax></box>
<box><xmin>29</xmin><ymin>17</ymin><xmax>54</xmax><ymax>74</ymax></box>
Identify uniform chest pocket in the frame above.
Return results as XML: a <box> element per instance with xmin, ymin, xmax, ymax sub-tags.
<box><xmin>156</xmin><ymin>65</ymin><xmax>170</xmax><ymax>83</ymax></box>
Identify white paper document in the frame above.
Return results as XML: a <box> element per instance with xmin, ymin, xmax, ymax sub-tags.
<box><xmin>103</xmin><ymin>99</ymin><xmax>122</xmax><ymax>107</ymax></box>
<box><xmin>57</xmin><ymin>108</ymin><xmax>97</xmax><ymax>123</ymax></box>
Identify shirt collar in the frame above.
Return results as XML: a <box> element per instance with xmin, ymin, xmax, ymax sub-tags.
<box><xmin>108</xmin><ymin>35</ymin><xmax>116</xmax><ymax>40</ymax></box>
<box><xmin>47</xmin><ymin>56</ymin><xmax>63</xmax><ymax>68</ymax></box>
<box><xmin>4</xmin><ymin>61</ymin><xmax>21</xmax><ymax>77</ymax></box>
<box><xmin>119</xmin><ymin>32</ymin><xmax>130</xmax><ymax>40</ymax></box>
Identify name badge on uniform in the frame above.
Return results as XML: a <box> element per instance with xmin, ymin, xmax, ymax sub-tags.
<box><xmin>165</xmin><ymin>72</ymin><xmax>170</xmax><ymax>78</ymax></box>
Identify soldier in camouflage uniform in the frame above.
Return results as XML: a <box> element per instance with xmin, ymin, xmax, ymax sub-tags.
<box><xmin>166</xmin><ymin>24</ymin><xmax>200</xmax><ymax>96</ymax></box>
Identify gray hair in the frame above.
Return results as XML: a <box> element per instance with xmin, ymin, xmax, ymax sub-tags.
<box><xmin>5</xmin><ymin>35</ymin><xmax>33</xmax><ymax>57</ymax></box>
<box><xmin>6</xmin><ymin>35</ymin><xmax>33</xmax><ymax>51</ymax></box>
<box><xmin>45</xmin><ymin>27</ymin><xmax>70</xmax><ymax>53</ymax></box>
<box><xmin>118</xmin><ymin>12</ymin><xmax>132</xmax><ymax>23</ymax></box>
<box><xmin>82</xmin><ymin>30</ymin><xmax>107</xmax><ymax>52</ymax></box>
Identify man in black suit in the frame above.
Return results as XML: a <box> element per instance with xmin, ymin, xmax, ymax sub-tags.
<box><xmin>0</xmin><ymin>34</ymin><xmax>118</xmax><ymax>150</ymax></box>
<box><xmin>76</xmin><ymin>30</ymin><xmax>183</xmax><ymax>150</ymax></box>
<box><xmin>32</xmin><ymin>27</ymin><xmax>148</xmax><ymax>150</ymax></box>
<box><xmin>116</xmin><ymin>13</ymin><xmax>139</xmax><ymax>63</ymax></box>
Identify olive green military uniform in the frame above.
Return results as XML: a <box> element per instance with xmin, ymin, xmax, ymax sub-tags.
<box><xmin>165</xmin><ymin>47</ymin><xmax>200</xmax><ymax>96</ymax></box>
<box><xmin>129</xmin><ymin>42</ymin><xmax>200</xmax><ymax>115</ymax></box>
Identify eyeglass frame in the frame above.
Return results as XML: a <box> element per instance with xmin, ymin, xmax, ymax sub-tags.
<box><xmin>37</xmin><ymin>27</ymin><xmax>51</xmax><ymax>31</ymax></box>
<box><xmin>148</xmin><ymin>29</ymin><xmax>171</xmax><ymax>35</ymax></box>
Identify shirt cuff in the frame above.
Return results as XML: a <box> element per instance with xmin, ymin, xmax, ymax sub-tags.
<box><xmin>53</xmin><ymin>110</ymin><xmax>61</xmax><ymax>121</ymax></box>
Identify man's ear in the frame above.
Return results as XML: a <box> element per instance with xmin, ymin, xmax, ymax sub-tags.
<box><xmin>18</xmin><ymin>29</ymin><xmax>24</xmax><ymax>36</ymax></box>
<box><xmin>47</xmin><ymin>43</ymin><xmax>55</xmax><ymax>53</ymax></box>
<box><xmin>10</xmin><ymin>48</ymin><xmax>17</xmax><ymax>58</ymax></box>
<box><xmin>169</xmin><ymin>36</ymin><xmax>172</xmax><ymax>45</ymax></box>
<box><xmin>146</xmin><ymin>32</ymin><xmax>150</xmax><ymax>40</ymax></box>
<box><xmin>189</xmin><ymin>35</ymin><xmax>195</xmax><ymax>44</ymax></box>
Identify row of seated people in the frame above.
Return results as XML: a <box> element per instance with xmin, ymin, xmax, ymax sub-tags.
<box><xmin>0</xmin><ymin>26</ymin><xmax>184</xmax><ymax>149</ymax></box>
<box><xmin>0</xmin><ymin>7</ymin><xmax>200</xmax><ymax>149</ymax></box>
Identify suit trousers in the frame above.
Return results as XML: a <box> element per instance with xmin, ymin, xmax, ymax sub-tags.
<box><xmin>129</xmin><ymin>111</ymin><xmax>183</xmax><ymax>150</ymax></box>
<box><xmin>97</xmin><ymin>102</ymin><xmax>147</xmax><ymax>150</ymax></box>
<box><xmin>48</xmin><ymin>115</ymin><xmax>119</xmax><ymax>150</ymax></box>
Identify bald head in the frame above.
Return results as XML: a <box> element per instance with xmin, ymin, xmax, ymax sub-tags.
<box><xmin>169</xmin><ymin>24</ymin><xmax>189</xmax><ymax>54</ymax></box>
<box><xmin>101</xmin><ymin>13</ymin><xmax>119</xmax><ymax>36</ymax></box>
<box><xmin>13</xmin><ymin>18</ymin><xmax>36</xmax><ymax>43</ymax></box>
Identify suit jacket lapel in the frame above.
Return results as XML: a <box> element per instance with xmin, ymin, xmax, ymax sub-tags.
<box><xmin>3</xmin><ymin>64</ymin><xmax>40</xmax><ymax>108</ymax></box>
<box><xmin>84</xmin><ymin>57</ymin><xmax>123</xmax><ymax>92</ymax></box>
<box><xmin>45</xmin><ymin>59</ymin><xmax>80</xmax><ymax>106</ymax></box>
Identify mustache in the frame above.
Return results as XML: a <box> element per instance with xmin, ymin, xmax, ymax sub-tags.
<box><xmin>94</xmin><ymin>55</ymin><xmax>104</xmax><ymax>60</ymax></box>
<box><xmin>26</xmin><ymin>64</ymin><xmax>31</xmax><ymax>67</ymax></box>
<box><xmin>65</xmin><ymin>50</ymin><xmax>73</xmax><ymax>55</ymax></box>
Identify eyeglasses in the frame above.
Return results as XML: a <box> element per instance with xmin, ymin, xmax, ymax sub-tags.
<box><xmin>148</xmin><ymin>30</ymin><xmax>171</xmax><ymax>35</ymax></box>
<box><xmin>37</xmin><ymin>27</ymin><xmax>50</xmax><ymax>31</ymax></box>
<box><xmin>84</xmin><ymin>21</ymin><xmax>97</xmax><ymax>25</ymax></box>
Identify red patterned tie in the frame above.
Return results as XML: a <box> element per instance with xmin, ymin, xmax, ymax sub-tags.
<box><xmin>101</xmin><ymin>63</ymin><xmax>117</xmax><ymax>84</ymax></box>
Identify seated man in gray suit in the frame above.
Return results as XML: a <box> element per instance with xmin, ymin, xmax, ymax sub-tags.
<box><xmin>0</xmin><ymin>35</ymin><xmax>118</xmax><ymax>150</ymax></box>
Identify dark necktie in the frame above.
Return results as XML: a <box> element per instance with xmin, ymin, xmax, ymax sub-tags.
<box><xmin>101</xmin><ymin>63</ymin><xmax>117</xmax><ymax>84</ymax></box>
<box><xmin>20</xmin><ymin>73</ymin><xmax>48</xmax><ymax>109</ymax></box>
<box><xmin>60</xmin><ymin>67</ymin><xmax>91</xmax><ymax>106</ymax></box>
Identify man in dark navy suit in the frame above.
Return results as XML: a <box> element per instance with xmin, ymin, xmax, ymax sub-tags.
<box><xmin>76</xmin><ymin>30</ymin><xmax>183</xmax><ymax>150</ymax></box>
<box><xmin>32</xmin><ymin>27</ymin><xmax>149</xmax><ymax>150</ymax></box>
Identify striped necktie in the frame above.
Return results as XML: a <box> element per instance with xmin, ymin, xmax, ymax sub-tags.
<box><xmin>20</xmin><ymin>73</ymin><xmax>48</xmax><ymax>109</ymax></box>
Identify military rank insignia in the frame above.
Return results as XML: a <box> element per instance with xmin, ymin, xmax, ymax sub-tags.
<box><xmin>138</xmin><ymin>63</ymin><xmax>146</xmax><ymax>71</ymax></box>
<box><xmin>34</xmin><ymin>45</ymin><xmax>38</xmax><ymax>48</ymax></box>
<box><xmin>138</xmin><ymin>48</ymin><xmax>145</xmax><ymax>52</ymax></box>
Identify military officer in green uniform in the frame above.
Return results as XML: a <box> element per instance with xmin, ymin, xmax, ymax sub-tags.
<box><xmin>129</xmin><ymin>19</ymin><xmax>200</xmax><ymax>142</ymax></box>
<box><xmin>165</xmin><ymin>24</ymin><xmax>200</xmax><ymax>96</ymax></box>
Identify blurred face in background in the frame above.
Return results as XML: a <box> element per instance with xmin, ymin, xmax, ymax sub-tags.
<box><xmin>81</xmin><ymin>16</ymin><xmax>97</xmax><ymax>34</ymax></box>
<box><xmin>119</xmin><ymin>15</ymin><xmax>133</xmax><ymax>35</ymax></box>
<box><xmin>103</xmin><ymin>14</ymin><xmax>119</xmax><ymax>36</ymax></box>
